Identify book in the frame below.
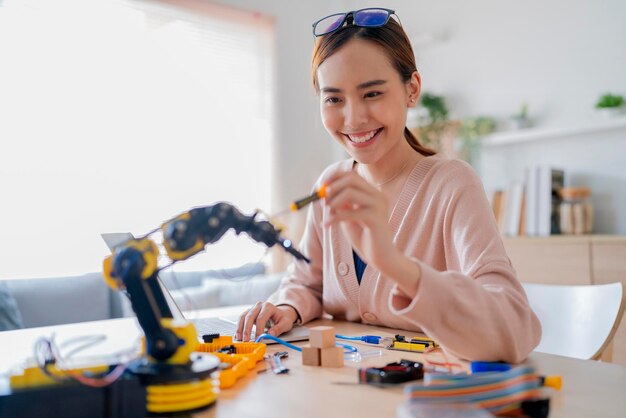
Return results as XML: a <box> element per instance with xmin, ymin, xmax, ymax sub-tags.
<box><xmin>537</xmin><ymin>166</ymin><xmax>565</xmax><ymax>236</ymax></box>
<box><xmin>505</xmin><ymin>181</ymin><xmax>525</xmax><ymax>236</ymax></box>
<box><xmin>524</xmin><ymin>166</ymin><xmax>539</xmax><ymax>236</ymax></box>
<box><xmin>497</xmin><ymin>189</ymin><xmax>510</xmax><ymax>235</ymax></box>
<box><xmin>491</xmin><ymin>190</ymin><xmax>504</xmax><ymax>226</ymax></box>
<box><xmin>518</xmin><ymin>192</ymin><xmax>526</xmax><ymax>236</ymax></box>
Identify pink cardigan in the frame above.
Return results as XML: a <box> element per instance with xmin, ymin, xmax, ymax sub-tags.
<box><xmin>268</xmin><ymin>155</ymin><xmax>541</xmax><ymax>362</ymax></box>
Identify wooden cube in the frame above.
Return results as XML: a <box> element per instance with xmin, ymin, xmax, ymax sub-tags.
<box><xmin>301</xmin><ymin>345</ymin><xmax>320</xmax><ymax>366</ymax></box>
<box><xmin>320</xmin><ymin>346</ymin><xmax>344</xmax><ymax>368</ymax></box>
<box><xmin>309</xmin><ymin>326</ymin><xmax>335</xmax><ymax>349</ymax></box>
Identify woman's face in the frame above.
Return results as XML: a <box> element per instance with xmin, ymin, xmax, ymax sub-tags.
<box><xmin>316</xmin><ymin>38</ymin><xmax>418</xmax><ymax>166</ymax></box>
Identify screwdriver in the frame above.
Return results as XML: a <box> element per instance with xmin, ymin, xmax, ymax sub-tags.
<box><xmin>272</xmin><ymin>184</ymin><xmax>328</xmax><ymax>218</ymax></box>
<box><xmin>289</xmin><ymin>184</ymin><xmax>327</xmax><ymax>211</ymax></box>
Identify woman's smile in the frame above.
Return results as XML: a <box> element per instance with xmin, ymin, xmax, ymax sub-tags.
<box><xmin>342</xmin><ymin>127</ymin><xmax>383</xmax><ymax>147</ymax></box>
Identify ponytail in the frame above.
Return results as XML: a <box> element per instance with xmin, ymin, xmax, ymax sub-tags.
<box><xmin>404</xmin><ymin>127</ymin><xmax>437</xmax><ymax>156</ymax></box>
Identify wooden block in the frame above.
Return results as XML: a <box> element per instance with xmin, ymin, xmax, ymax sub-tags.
<box><xmin>309</xmin><ymin>326</ymin><xmax>335</xmax><ymax>349</ymax></box>
<box><xmin>320</xmin><ymin>346</ymin><xmax>344</xmax><ymax>368</ymax></box>
<box><xmin>301</xmin><ymin>345</ymin><xmax>320</xmax><ymax>366</ymax></box>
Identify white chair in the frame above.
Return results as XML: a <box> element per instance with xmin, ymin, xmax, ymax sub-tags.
<box><xmin>522</xmin><ymin>282</ymin><xmax>625</xmax><ymax>361</ymax></box>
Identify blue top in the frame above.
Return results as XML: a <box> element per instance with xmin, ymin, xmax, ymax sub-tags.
<box><xmin>352</xmin><ymin>250</ymin><xmax>367</xmax><ymax>285</ymax></box>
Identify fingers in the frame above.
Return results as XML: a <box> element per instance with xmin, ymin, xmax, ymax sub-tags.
<box><xmin>267</xmin><ymin>306</ymin><xmax>296</xmax><ymax>337</ymax></box>
<box><xmin>235</xmin><ymin>307</ymin><xmax>250</xmax><ymax>341</ymax></box>
<box><xmin>327</xmin><ymin>186</ymin><xmax>377</xmax><ymax>211</ymax></box>
<box><xmin>325</xmin><ymin>171</ymin><xmax>374</xmax><ymax>198</ymax></box>
<box><xmin>267</xmin><ymin>317</ymin><xmax>292</xmax><ymax>337</ymax></box>
<box><xmin>325</xmin><ymin>208</ymin><xmax>370</xmax><ymax>226</ymax></box>
<box><xmin>255</xmin><ymin>302</ymin><xmax>276</xmax><ymax>338</ymax></box>
<box><xmin>240</xmin><ymin>302</ymin><xmax>262</xmax><ymax>341</ymax></box>
<box><xmin>325</xmin><ymin>186</ymin><xmax>385</xmax><ymax>228</ymax></box>
<box><xmin>236</xmin><ymin>304</ymin><xmax>296</xmax><ymax>341</ymax></box>
<box><xmin>236</xmin><ymin>302</ymin><xmax>281</xmax><ymax>341</ymax></box>
<box><xmin>325</xmin><ymin>172</ymin><xmax>385</xmax><ymax>214</ymax></box>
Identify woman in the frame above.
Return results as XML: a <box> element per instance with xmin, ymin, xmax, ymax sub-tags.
<box><xmin>236</xmin><ymin>8</ymin><xmax>541</xmax><ymax>362</ymax></box>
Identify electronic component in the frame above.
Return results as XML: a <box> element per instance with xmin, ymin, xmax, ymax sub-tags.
<box><xmin>386</xmin><ymin>334</ymin><xmax>438</xmax><ymax>353</ymax></box>
<box><xmin>265</xmin><ymin>353</ymin><xmax>290</xmax><ymax>375</ymax></box>
<box><xmin>217</xmin><ymin>345</ymin><xmax>237</xmax><ymax>354</ymax></box>
<box><xmin>358</xmin><ymin>360</ymin><xmax>424</xmax><ymax>385</ymax></box>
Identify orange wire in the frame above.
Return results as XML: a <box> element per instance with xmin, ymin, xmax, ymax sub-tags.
<box><xmin>67</xmin><ymin>363</ymin><xmax>128</xmax><ymax>388</ymax></box>
<box><xmin>422</xmin><ymin>346</ymin><xmax>463</xmax><ymax>373</ymax></box>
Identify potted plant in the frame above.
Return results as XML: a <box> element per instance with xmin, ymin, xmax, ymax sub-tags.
<box><xmin>420</xmin><ymin>93</ymin><xmax>449</xmax><ymax>124</ymax></box>
<box><xmin>511</xmin><ymin>102</ymin><xmax>531</xmax><ymax>130</ymax></box>
<box><xmin>412</xmin><ymin>93</ymin><xmax>459</xmax><ymax>156</ymax></box>
<box><xmin>457</xmin><ymin>116</ymin><xmax>496</xmax><ymax>167</ymax></box>
<box><xmin>595</xmin><ymin>93</ymin><xmax>625</xmax><ymax>119</ymax></box>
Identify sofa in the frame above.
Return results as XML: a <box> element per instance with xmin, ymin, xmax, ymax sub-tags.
<box><xmin>2</xmin><ymin>262</ymin><xmax>285</xmax><ymax>330</ymax></box>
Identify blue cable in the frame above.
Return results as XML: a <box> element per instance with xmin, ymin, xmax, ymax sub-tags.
<box><xmin>335</xmin><ymin>334</ymin><xmax>382</xmax><ymax>344</ymax></box>
<box><xmin>255</xmin><ymin>334</ymin><xmax>302</xmax><ymax>351</ymax></box>
<box><xmin>255</xmin><ymin>334</ymin><xmax>358</xmax><ymax>353</ymax></box>
<box><xmin>335</xmin><ymin>342</ymin><xmax>358</xmax><ymax>353</ymax></box>
<box><xmin>335</xmin><ymin>334</ymin><xmax>360</xmax><ymax>341</ymax></box>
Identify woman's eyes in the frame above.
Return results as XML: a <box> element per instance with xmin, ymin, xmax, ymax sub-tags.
<box><xmin>324</xmin><ymin>96</ymin><xmax>342</xmax><ymax>104</ymax></box>
<box><xmin>364</xmin><ymin>91</ymin><xmax>383</xmax><ymax>98</ymax></box>
<box><xmin>323</xmin><ymin>91</ymin><xmax>383</xmax><ymax>104</ymax></box>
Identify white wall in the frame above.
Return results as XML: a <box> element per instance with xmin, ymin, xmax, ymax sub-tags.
<box><xmin>391</xmin><ymin>0</ymin><xmax>626</xmax><ymax>125</ymax></box>
<box><xmin>386</xmin><ymin>0</ymin><xmax>626</xmax><ymax>233</ymax></box>
<box><xmin>217</xmin><ymin>0</ymin><xmax>626</xmax><ymax>232</ymax></box>
<box><xmin>209</xmin><ymin>0</ymin><xmax>347</xmax><ymax>213</ymax></box>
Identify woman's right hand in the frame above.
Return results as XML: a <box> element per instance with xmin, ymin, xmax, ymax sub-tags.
<box><xmin>235</xmin><ymin>302</ymin><xmax>298</xmax><ymax>341</ymax></box>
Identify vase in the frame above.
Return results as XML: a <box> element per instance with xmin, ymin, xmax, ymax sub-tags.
<box><xmin>510</xmin><ymin>116</ymin><xmax>531</xmax><ymax>130</ymax></box>
<box><xmin>596</xmin><ymin>107</ymin><xmax>624</xmax><ymax>119</ymax></box>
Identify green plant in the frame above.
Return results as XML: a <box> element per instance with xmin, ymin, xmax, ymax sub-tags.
<box><xmin>414</xmin><ymin>93</ymin><xmax>452</xmax><ymax>150</ymax></box>
<box><xmin>456</xmin><ymin>116</ymin><xmax>496</xmax><ymax>166</ymax></box>
<box><xmin>595</xmin><ymin>93</ymin><xmax>624</xmax><ymax>109</ymax></box>
<box><xmin>420</xmin><ymin>93</ymin><xmax>449</xmax><ymax>123</ymax></box>
<box><xmin>517</xmin><ymin>102</ymin><xmax>528</xmax><ymax>119</ymax></box>
<box><xmin>458</xmin><ymin>117</ymin><xmax>496</xmax><ymax>141</ymax></box>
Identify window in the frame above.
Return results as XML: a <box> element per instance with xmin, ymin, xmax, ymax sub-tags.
<box><xmin>0</xmin><ymin>0</ymin><xmax>275</xmax><ymax>279</ymax></box>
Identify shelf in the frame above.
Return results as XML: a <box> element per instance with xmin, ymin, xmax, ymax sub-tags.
<box><xmin>502</xmin><ymin>234</ymin><xmax>625</xmax><ymax>244</ymax></box>
<box><xmin>481</xmin><ymin>116</ymin><xmax>626</xmax><ymax>147</ymax></box>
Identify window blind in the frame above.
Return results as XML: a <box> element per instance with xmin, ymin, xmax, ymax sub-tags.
<box><xmin>0</xmin><ymin>0</ymin><xmax>275</xmax><ymax>279</ymax></box>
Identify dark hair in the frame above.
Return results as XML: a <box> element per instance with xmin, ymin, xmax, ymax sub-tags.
<box><xmin>311</xmin><ymin>19</ymin><xmax>436</xmax><ymax>156</ymax></box>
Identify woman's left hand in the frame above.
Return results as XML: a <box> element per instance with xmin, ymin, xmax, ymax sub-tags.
<box><xmin>324</xmin><ymin>171</ymin><xmax>398</xmax><ymax>273</ymax></box>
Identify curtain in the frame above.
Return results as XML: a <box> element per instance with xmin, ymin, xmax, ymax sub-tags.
<box><xmin>0</xmin><ymin>0</ymin><xmax>275</xmax><ymax>278</ymax></box>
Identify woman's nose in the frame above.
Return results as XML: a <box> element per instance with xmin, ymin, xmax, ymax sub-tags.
<box><xmin>343</xmin><ymin>99</ymin><xmax>368</xmax><ymax>128</ymax></box>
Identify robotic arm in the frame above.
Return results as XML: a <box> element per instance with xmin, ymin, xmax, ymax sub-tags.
<box><xmin>162</xmin><ymin>202</ymin><xmax>310</xmax><ymax>263</ymax></box>
<box><xmin>103</xmin><ymin>202</ymin><xmax>308</xmax><ymax>363</ymax></box>
<box><xmin>5</xmin><ymin>202</ymin><xmax>310</xmax><ymax>416</ymax></box>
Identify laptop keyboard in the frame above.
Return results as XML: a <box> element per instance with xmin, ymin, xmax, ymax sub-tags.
<box><xmin>191</xmin><ymin>317</ymin><xmax>309</xmax><ymax>344</ymax></box>
<box><xmin>192</xmin><ymin>317</ymin><xmax>256</xmax><ymax>340</ymax></box>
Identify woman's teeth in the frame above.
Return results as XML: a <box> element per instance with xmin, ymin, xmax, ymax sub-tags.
<box><xmin>347</xmin><ymin>129</ymin><xmax>379</xmax><ymax>143</ymax></box>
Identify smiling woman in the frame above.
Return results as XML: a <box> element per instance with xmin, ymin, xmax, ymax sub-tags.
<box><xmin>236</xmin><ymin>8</ymin><xmax>542</xmax><ymax>364</ymax></box>
<box><xmin>0</xmin><ymin>0</ymin><xmax>275</xmax><ymax>279</ymax></box>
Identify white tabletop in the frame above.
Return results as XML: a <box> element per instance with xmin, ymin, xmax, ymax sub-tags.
<box><xmin>1</xmin><ymin>306</ymin><xmax>625</xmax><ymax>418</ymax></box>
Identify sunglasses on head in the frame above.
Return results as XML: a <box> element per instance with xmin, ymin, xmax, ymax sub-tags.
<box><xmin>312</xmin><ymin>8</ymin><xmax>398</xmax><ymax>37</ymax></box>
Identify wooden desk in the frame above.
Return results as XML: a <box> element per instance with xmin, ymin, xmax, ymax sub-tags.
<box><xmin>2</xmin><ymin>307</ymin><xmax>626</xmax><ymax>418</ymax></box>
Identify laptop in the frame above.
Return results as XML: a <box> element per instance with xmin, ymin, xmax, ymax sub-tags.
<box><xmin>101</xmin><ymin>232</ymin><xmax>309</xmax><ymax>345</ymax></box>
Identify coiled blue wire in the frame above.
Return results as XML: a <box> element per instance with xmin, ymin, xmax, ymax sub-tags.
<box><xmin>255</xmin><ymin>334</ymin><xmax>302</xmax><ymax>351</ymax></box>
<box><xmin>335</xmin><ymin>334</ymin><xmax>382</xmax><ymax>344</ymax></box>
<box><xmin>255</xmin><ymin>334</ymin><xmax>358</xmax><ymax>353</ymax></box>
